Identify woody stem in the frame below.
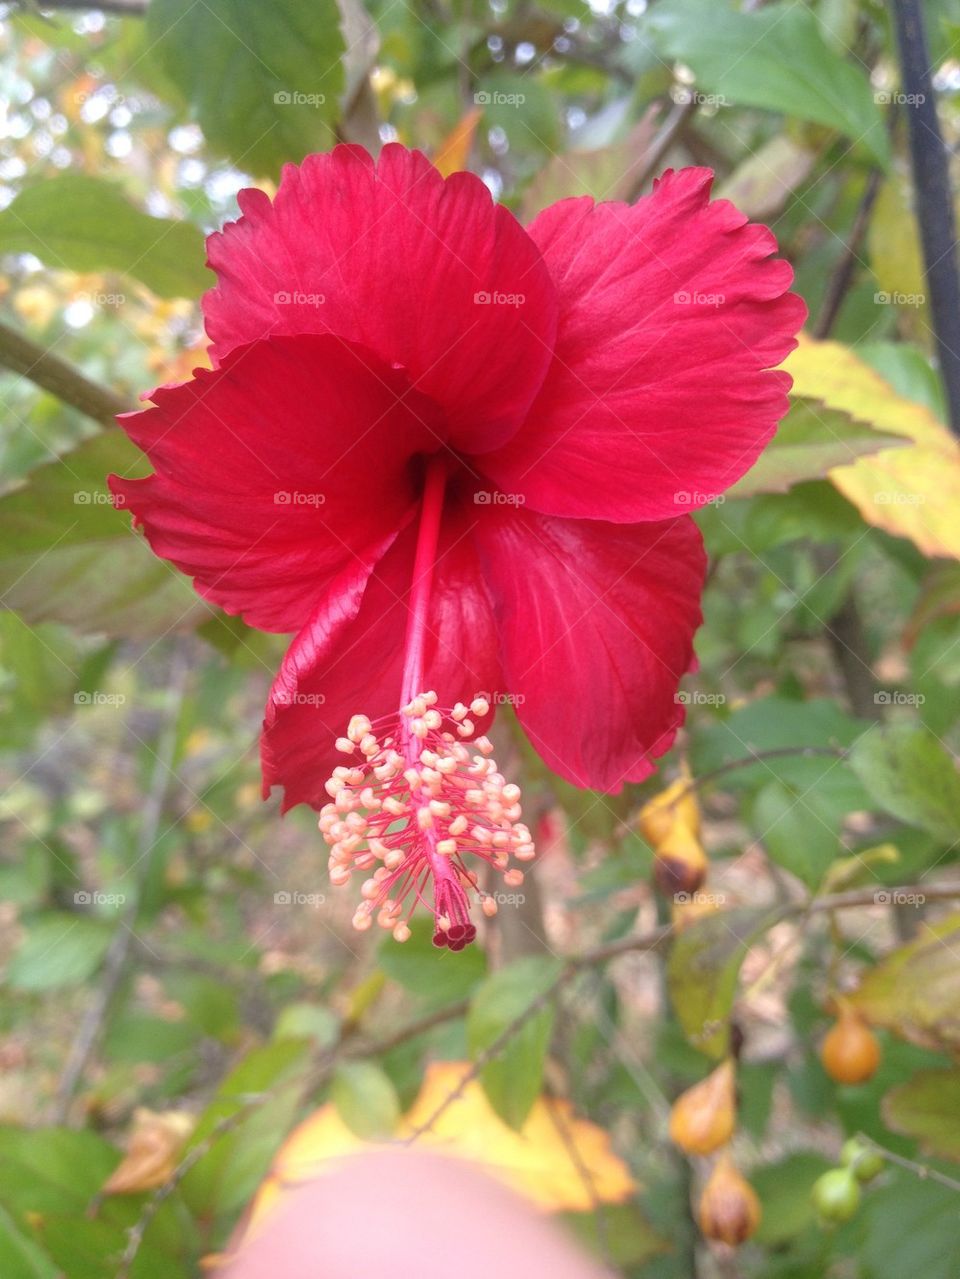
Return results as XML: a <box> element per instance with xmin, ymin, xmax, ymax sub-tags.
<box><xmin>400</xmin><ymin>454</ymin><xmax>448</xmax><ymax>707</ymax></box>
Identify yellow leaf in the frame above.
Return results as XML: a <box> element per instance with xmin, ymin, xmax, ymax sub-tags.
<box><xmin>399</xmin><ymin>1062</ymin><xmax>635</xmax><ymax>1210</ymax></box>
<box><xmin>785</xmin><ymin>335</ymin><xmax>960</xmax><ymax>559</ymax></box>
<box><xmin>433</xmin><ymin>108</ymin><xmax>484</xmax><ymax>178</ymax></box>
<box><xmin>233</xmin><ymin>1061</ymin><xmax>634</xmax><ymax>1258</ymax></box>
<box><xmin>102</xmin><ymin>1108</ymin><xmax>194</xmax><ymax>1195</ymax></box>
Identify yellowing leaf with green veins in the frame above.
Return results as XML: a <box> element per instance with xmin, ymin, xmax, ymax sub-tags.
<box><xmin>883</xmin><ymin>1069</ymin><xmax>960</xmax><ymax>1160</ymax></box>
<box><xmin>784</xmin><ymin>335</ymin><xmax>960</xmax><ymax>559</ymax></box>
<box><xmin>849</xmin><ymin>914</ymin><xmax>960</xmax><ymax>1053</ymax></box>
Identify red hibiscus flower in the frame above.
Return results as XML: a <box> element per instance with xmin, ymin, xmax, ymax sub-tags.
<box><xmin>110</xmin><ymin>144</ymin><xmax>804</xmax><ymax>949</ymax></box>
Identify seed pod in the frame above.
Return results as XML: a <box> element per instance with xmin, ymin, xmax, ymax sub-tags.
<box><xmin>840</xmin><ymin>1137</ymin><xmax>885</xmax><ymax>1183</ymax></box>
<box><xmin>698</xmin><ymin>1153</ymin><xmax>761</xmax><ymax>1246</ymax></box>
<box><xmin>812</xmin><ymin>1167</ymin><xmax>862</xmax><ymax>1223</ymax></box>
<box><xmin>653</xmin><ymin>826</ymin><xmax>709</xmax><ymax>898</ymax></box>
<box><xmin>669</xmin><ymin>1058</ymin><xmax>736</xmax><ymax>1155</ymax></box>
<box><xmin>820</xmin><ymin>1007</ymin><xmax>881</xmax><ymax>1084</ymax></box>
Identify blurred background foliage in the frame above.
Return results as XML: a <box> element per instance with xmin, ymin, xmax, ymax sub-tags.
<box><xmin>2</xmin><ymin>0</ymin><xmax>960</xmax><ymax>1276</ymax></box>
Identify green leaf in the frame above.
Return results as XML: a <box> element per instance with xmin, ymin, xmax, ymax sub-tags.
<box><xmin>331</xmin><ymin>1062</ymin><xmax>401</xmax><ymax>1140</ymax></box>
<box><xmin>883</xmin><ymin>1068</ymin><xmax>960</xmax><ymax>1159</ymax></box>
<box><xmin>378</xmin><ymin>917</ymin><xmax>487</xmax><ymax>1008</ymax></box>
<box><xmin>0</xmin><ymin>432</ymin><xmax>210</xmax><ymax>637</ymax></box>
<box><xmin>753</xmin><ymin>779</ymin><xmax>839</xmax><ymax>889</ymax></box>
<box><xmin>146</xmin><ymin>0</ymin><xmax>346</xmax><ymax>177</ymax></box>
<box><xmin>467</xmin><ymin>956</ymin><xmax>561</xmax><ymax>1130</ymax></box>
<box><xmin>0</xmin><ymin>177</ymin><xmax>209</xmax><ymax>299</ymax></box>
<box><xmin>0</xmin><ymin>1206</ymin><xmax>56</xmax><ymax>1279</ymax></box>
<box><xmin>519</xmin><ymin>114</ymin><xmax>659</xmax><ymax>219</ymax></box>
<box><xmin>731</xmin><ymin>401</ymin><xmax>905</xmax><ymax>497</ymax></box>
<box><xmin>860</xmin><ymin>1174</ymin><xmax>960</xmax><ymax>1279</ymax></box>
<box><xmin>6</xmin><ymin>915</ymin><xmax>113</xmax><ymax>991</ymax></box>
<box><xmin>0</xmin><ymin>1128</ymin><xmax>119</xmax><ymax>1217</ymax></box>
<box><xmin>181</xmin><ymin>1039</ymin><xmax>311</xmax><ymax>1220</ymax></box>
<box><xmin>667</xmin><ymin>907</ymin><xmax>779</xmax><ymax>1058</ymax></box>
<box><xmin>562</xmin><ymin>1203</ymin><xmax>669</xmax><ymax>1268</ymax></box>
<box><xmin>717</xmin><ymin>134</ymin><xmax>817</xmax><ymax>221</ymax></box>
<box><xmin>37</xmin><ymin>1217</ymin><xmax>188</xmax><ymax>1279</ymax></box>
<box><xmin>849</xmin><ymin>722</ymin><xmax>960</xmax><ymax>841</ymax></box>
<box><xmin>647</xmin><ymin>0</ymin><xmax>889</xmax><ymax>167</ymax></box>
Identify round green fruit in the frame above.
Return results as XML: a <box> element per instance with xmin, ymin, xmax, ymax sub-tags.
<box><xmin>812</xmin><ymin>1168</ymin><xmax>862</xmax><ymax>1224</ymax></box>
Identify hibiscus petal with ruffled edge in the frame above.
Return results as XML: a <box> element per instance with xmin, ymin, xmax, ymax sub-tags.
<box><xmin>472</xmin><ymin>507</ymin><xmax>706</xmax><ymax>792</ymax></box>
<box><xmin>203</xmin><ymin>144</ymin><xmax>558</xmax><ymax>453</ymax></box>
<box><xmin>109</xmin><ymin>334</ymin><xmax>443</xmax><ymax>634</ymax></box>
<box><xmin>478</xmin><ymin>168</ymin><xmax>806</xmax><ymax>521</ymax></box>
<box><xmin>261</xmin><ymin>508</ymin><xmax>501</xmax><ymax>811</ymax></box>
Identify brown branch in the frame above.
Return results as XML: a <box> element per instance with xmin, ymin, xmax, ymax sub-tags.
<box><xmin>0</xmin><ymin>318</ymin><xmax>129</xmax><ymax>425</ymax></box>
<box><xmin>812</xmin><ymin>169</ymin><xmax>883</xmax><ymax>340</ymax></box>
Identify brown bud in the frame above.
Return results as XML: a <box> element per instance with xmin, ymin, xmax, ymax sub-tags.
<box><xmin>653</xmin><ymin>828</ymin><xmax>708</xmax><ymax>899</ymax></box>
<box><xmin>820</xmin><ymin>1006</ymin><xmax>881</xmax><ymax>1084</ymax></box>
<box><xmin>698</xmin><ymin>1153</ymin><xmax>762</xmax><ymax>1246</ymax></box>
<box><xmin>669</xmin><ymin>1058</ymin><xmax>736</xmax><ymax>1155</ymax></box>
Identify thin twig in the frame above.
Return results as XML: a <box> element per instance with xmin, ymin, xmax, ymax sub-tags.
<box><xmin>51</xmin><ymin>651</ymin><xmax>189</xmax><ymax>1125</ymax></box>
<box><xmin>0</xmin><ymin>318</ymin><xmax>129</xmax><ymax>425</ymax></box>
<box><xmin>622</xmin><ymin>94</ymin><xmax>699</xmax><ymax>203</ymax></box>
<box><xmin>813</xmin><ymin>170</ymin><xmax>883</xmax><ymax>340</ymax></box>
<box><xmin>642</xmin><ymin>744</ymin><xmax>848</xmax><ymax>821</ymax></box>
<box><xmin>857</xmin><ymin>1132</ymin><xmax>960</xmax><ymax>1194</ymax></box>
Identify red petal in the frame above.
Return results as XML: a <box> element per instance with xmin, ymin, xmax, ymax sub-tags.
<box><xmin>109</xmin><ymin>335</ymin><xmax>438</xmax><ymax>633</ymax></box>
<box><xmin>481</xmin><ymin>168</ymin><xmax>806</xmax><ymax>520</ymax></box>
<box><xmin>203</xmin><ymin>144</ymin><xmax>556</xmax><ymax>452</ymax></box>
<box><xmin>261</xmin><ymin>507</ymin><xmax>501</xmax><ymax>811</ymax></box>
<box><xmin>473</xmin><ymin>507</ymin><xmax>706</xmax><ymax>792</ymax></box>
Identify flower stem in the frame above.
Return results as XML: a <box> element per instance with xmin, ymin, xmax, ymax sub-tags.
<box><xmin>400</xmin><ymin>454</ymin><xmax>448</xmax><ymax>706</ymax></box>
